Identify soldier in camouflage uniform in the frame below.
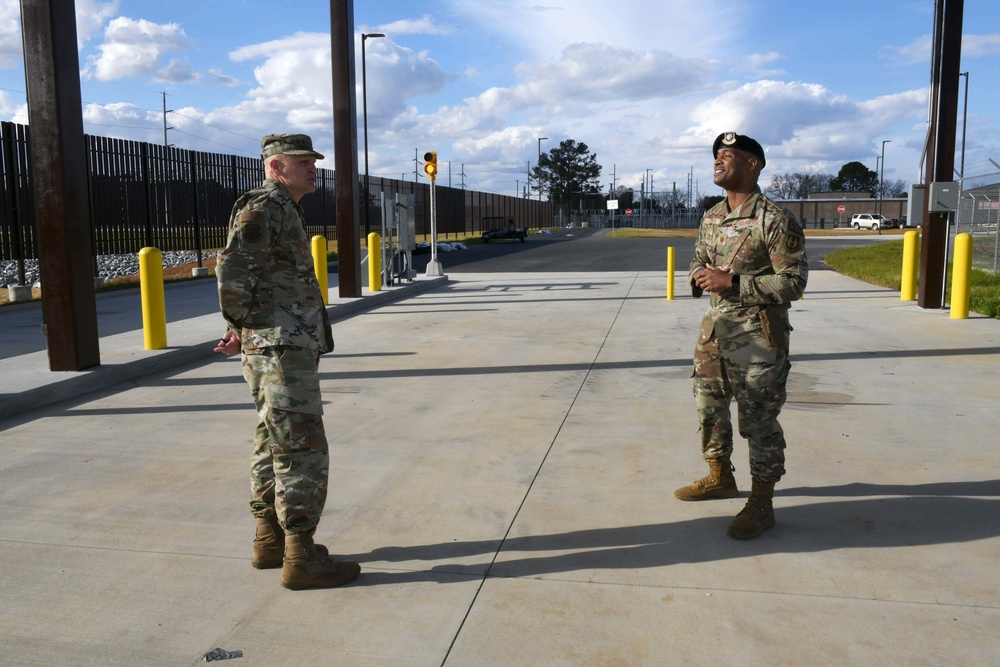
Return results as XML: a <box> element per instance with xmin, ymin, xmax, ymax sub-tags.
<box><xmin>674</xmin><ymin>132</ymin><xmax>808</xmax><ymax>540</ymax></box>
<box><xmin>215</xmin><ymin>134</ymin><xmax>360</xmax><ymax>589</ymax></box>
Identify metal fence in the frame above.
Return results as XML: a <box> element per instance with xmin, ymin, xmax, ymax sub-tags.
<box><xmin>956</xmin><ymin>172</ymin><xmax>1000</xmax><ymax>273</ymax></box>
<box><xmin>0</xmin><ymin>121</ymin><xmax>554</xmax><ymax>275</ymax></box>
<box><xmin>559</xmin><ymin>209</ymin><xmax>703</xmax><ymax>229</ymax></box>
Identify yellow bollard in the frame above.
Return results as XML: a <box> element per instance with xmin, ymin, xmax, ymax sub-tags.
<box><xmin>138</xmin><ymin>247</ymin><xmax>167</xmax><ymax>350</ymax></box>
<box><xmin>901</xmin><ymin>230</ymin><xmax>918</xmax><ymax>301</ymax></box>
<box><xmin>950</xmin><ymin>233</ymin><xmax>972</xmax><ymax>319</ymax></box>
<box><xmin>666</xmin><ymin>246</ymin><xmax>675</xmax><ymax>300</ymax></box>
<box><xmin>367</xmin><ymin>232</ymin><xmax>381</xmax><ymax>292</ymax></box>
<box><xmin>311</xmin><ymin>235</ymin><xmax>328</xmax><ymax>304</ymax></box>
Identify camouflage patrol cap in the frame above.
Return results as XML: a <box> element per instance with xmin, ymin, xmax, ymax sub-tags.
<box><xmin>713</xmin><ymin>132</ymin><xmax>766</xmax><ymax>168</ymax></box>
<box><xmin>261</xmin><ymin>134</ymin><xmax>325</xmax><ymax>160</ymax></box>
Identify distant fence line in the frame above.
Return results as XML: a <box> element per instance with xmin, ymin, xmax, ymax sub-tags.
<box><xmin>0</xmin><ymin>121</ymin><xmax>554</xmax><ymax>273</ymax></box>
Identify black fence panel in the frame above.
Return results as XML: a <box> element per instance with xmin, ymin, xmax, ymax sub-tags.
<box><xmin>1</xmin><ymin>121</ymin><xmax>556</xmax><ymax>273</ymax></box>
<box><xmin>0</xmin><ymin>122</ymin><xmax>37</xmax><ymax>278</ymax></box>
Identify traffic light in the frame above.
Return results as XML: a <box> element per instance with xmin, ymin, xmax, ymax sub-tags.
<box><xmin>423</xmin><ymin>151</ymin><xmax>438</xmax><ymax>181</ymax></box>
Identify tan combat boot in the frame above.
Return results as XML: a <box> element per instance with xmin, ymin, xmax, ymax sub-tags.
<box><xmin>281</xmin><ymin>532</ymin><xmax>360</xmax><ymax>590</ymax></box>
<box><xmin>727</xmin><ymin>478</ymin><xmax>776</xmax><ymax>539</ymax></box>
<box><xmin>252</xmin><ymin>511</ymin><xmax>328</xmax><ymax>569</ymax></box>
<box><xmin>674</xmin><ymin>456</ymin><xmax>738</xmax><ymax>501</ymax></box>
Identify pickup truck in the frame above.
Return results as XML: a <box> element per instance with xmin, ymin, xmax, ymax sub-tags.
<box><xmin>482</xmin><ymin>225</ymin><xmax>527</xmax><ymax>243</ymax></box>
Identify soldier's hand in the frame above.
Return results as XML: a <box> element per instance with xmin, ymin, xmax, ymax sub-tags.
<box><xmin>694</xmin><ymin>264</ymin><xmax>735</xmax><ymax>294</ymax></box>
<box><xmin>214</xmin><ymin>331</ymin><xmax>241</xmax><ymax>356</ymax></box>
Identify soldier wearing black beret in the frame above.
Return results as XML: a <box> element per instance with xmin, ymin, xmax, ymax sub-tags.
<box><xmin>676</xmin><ymin>131</ymin><xmax>808</xmax><ymax>540</ymax></box>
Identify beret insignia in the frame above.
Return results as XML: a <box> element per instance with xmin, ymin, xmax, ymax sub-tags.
<box><xmin>722</xmin><ymin>132</ymin><xmax>737</xmax><ymax>146</ymax></box>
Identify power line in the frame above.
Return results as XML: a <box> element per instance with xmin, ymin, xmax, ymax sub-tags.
<box><xmin>168</xmin><ymin>110</ymin><xmax>259</xmax><ymax>142</ymax></box>
<box><xmin>170</xmin><ymin>128</ymin><xmax>255</xmax><ymax>155</ymax></box>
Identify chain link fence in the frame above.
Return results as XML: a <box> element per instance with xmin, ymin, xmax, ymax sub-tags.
<box><xmin>956</xmin><ymin>172</ymin><xmax>1000</xmax><ymax>273</ymax></box>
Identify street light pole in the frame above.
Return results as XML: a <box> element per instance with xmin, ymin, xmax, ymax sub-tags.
<box><xmin>361</xmin><ymin>32</ymin><xmax>385</xmax><ymax>236</ymax></box>
<box><xmin>645</xmin><ymin>168</ymin><xmax>651</xmax><ymax>227</ymax></box>
<box><xmin>959</xmin><ymin>71</ymin><xmax>969</xmax><ymax>180</ymax></box>
<box><xmin>537</xmin><ymin>136</ymin><xmax>548</xmax><ymax>201</ymax></box>
<box><xmin>879</xmin><ymin>140</ymin><xmax>891</xmax><ymax>220</ymax></box>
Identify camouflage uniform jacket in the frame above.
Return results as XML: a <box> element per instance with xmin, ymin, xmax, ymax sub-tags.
<box><xmin>216</xmin><ymin>179</ymin><xmax>332</xmax><ymax>353</ymax></box>
<box><xmin>690</xmin><ymin>186</ymin><xmax>808</xmax><ymax>340</ymax></box>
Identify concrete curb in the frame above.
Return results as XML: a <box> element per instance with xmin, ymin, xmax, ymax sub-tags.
<box><xmin>0</xmin><ymin>275</ymin><xmax>447</xmax><ymax>421</ymax></box>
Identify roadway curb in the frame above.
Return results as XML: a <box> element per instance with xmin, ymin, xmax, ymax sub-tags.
<box><xmin>0</xmin><ymin>276</ymin><xmax>447</xmax><ymax>422</ymax></box>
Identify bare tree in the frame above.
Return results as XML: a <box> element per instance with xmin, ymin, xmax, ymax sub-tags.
<box><xmin>653</xmin><ymin>189</ymin><xmax>689</xmax><ymax>211</ymax></box>
<box><xmin>882</xmin><ymin>178</ymin><xmax>908</xmax><ymax>198</ymax></box>
<box><xmin>766</xmin><ymin>172</ymin><xmax>834</xmax><ymax>199</ymax></box>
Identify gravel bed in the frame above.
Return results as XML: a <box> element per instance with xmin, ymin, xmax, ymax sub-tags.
<box><xmin>1</xmin><ymin>251</ymin><xmax>216</xmax><ymax>287</ymax></box>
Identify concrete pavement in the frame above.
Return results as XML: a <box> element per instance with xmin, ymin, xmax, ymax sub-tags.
<box><xmin>1</xmin><ymin>269</ymin><xmax>999</xmax><ymax>666</ymax></box>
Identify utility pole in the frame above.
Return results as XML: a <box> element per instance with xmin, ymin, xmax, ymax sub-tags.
<box><xmin>918</xmin><ymin>0</ymin><xmax>963</xmax><ymax>309</ymax></box>
<box><xmin>611</xmin><ymin>164</ymin><xmax>617</xmax><ymax>228</ymax></box>
<box><xmin>330</xmin><ymin>0</ymin><xmax>362</xmax><ymax>297</ymax></box>
<box><xmin>162</xmin><ymin>92</ymin><xmax>173</xmax><ymax>146</ymax></box>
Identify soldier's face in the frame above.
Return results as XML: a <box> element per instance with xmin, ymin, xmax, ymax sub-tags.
<box><xmin>713</xmin><ymin>148</ymin><xmax>757</xmax><ymax>191</ymax></box>
<box><xmin>272</xmin><ymin>155</ymin><xmax>318</xmax><ymax>202</ymax></box>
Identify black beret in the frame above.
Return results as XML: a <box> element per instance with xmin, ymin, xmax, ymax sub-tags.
<box><xmin>713</xmin><ymin>132</ymin><xmax>765</xmax><ymax>168</ymax></box>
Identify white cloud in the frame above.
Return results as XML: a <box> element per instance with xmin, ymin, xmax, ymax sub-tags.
<box><xmin>205</xmin><ymin>68</ymin><xmax>240</xmax><ymax>86</ymax></box>
<box><xmin>376</xmin><ymin>15</ymin><xmax>450</xmax><ymax>36</ymax></box>
<box><xmin>963</xmin><ymin>33</ymin><xmax>1000</xmax><ymax>57</ymax></box>
<box><xmin>0</xmin><ymin>0</ymin><xmax>21</xmax><ymax>68</ymax></box>
<box><xmin>357</xmin><ymin>35</ymin><xmax>453</xmax><ymax>123</ymax></box>
<box><xmin>75</xmin><ymin>0</ymin><xmax>120</xmax><ymax>45</ymax></box>
<box><xmin>670</xmin><ymin>81</ymin><xmax>929</xmax><ymax>177</ymax></box>
<box><xmin>0</xmin><ymin>88</ymin><xmax>28</xmax><ymax>123</ymax></box>
<box><xmin>734</xmin><ymin>52</ymin><xmax>786</xmax><ymax>78</ymax></box>
<box><xmin>228</xmin><ymin>32</ymin><xmax>334</xmax><ymax>132</ymax></box>
<box><xmin>519</xmin><ymin>43</ymin><xmax>717</xmax><ymax>106</ymax></box>
<box><xmin>87</xmin><ymin>17</ymin><xmax>192</xmax><ymax>81</ymax></box>
<box><xmin>443</xmin><ymin>0</ymin><xmax>745</xmax><ymax>61</ymax></box>
<box><xmin>883</xmin><ymin>32</ymin><xmax>1000</xmax><ymax>66</ymax></box>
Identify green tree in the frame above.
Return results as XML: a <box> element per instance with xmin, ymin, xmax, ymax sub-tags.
<box><xmin>830</xmin><ymin>161</ymin><xmax>878</xmax><ymax>196</ymax></box>
<box><xmin>531</xmin><ymin>139</ymin><xmax>602</xmax><ymax>205</ymax></box>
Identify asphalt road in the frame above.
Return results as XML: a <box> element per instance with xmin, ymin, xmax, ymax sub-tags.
<box><xmin>408</xmin><ymin>227</ymin><xmax>894</xmax><ymax>275</ymax></box>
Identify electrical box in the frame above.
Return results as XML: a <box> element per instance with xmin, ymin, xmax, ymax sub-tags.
<box><xmin>906</xmin><ymin>184</ymin><xmax>925</xmax><ymax>228</ymax></box>
<box><xmin>396</xmin><ymin>194</ymin><xmax>415</xmax><ymax>251</ymax></box>
<box><xmin>928</xmin><ymin>181</ymin><xmax>959</xmax><ymax>212</ymax></box>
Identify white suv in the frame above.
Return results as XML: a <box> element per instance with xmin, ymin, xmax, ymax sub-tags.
<box><xmin>850</xmin><ymin>213</ymin><xmax>890</xmax><ymax>230</ymax></box>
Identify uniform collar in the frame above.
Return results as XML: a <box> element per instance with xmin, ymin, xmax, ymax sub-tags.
<box><xmin>262</xmin><ymin>178</ymin><xmax>304</xmax><ymax>212</ymax></box>
<box><xmin>725</xmin><ymin>185</ymin><xmax>763</xmax><ymax>220</ymax></box>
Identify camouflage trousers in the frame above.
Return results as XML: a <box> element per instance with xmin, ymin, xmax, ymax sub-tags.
<box><xmin>242</xmin><ymin>346</ymin><xmax>328</xmax><ymax>534</ymax></box>
<box><xmin>692</xmin><ymin>327</ymin><xmax>790</xmax><ymax>483</ymax></box>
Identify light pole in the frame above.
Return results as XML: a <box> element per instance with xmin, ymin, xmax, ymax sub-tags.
<box><xmin>959</xmin><ymin>71</ymin><xmax>969</xmax><ymax>180</ymax></box>
<box><xmin>645</xmin><ymin>168</ymin><xmax>652</xmax><ymax>227</ymax></box>
<box><xmin>361</xmin><ymin>32</ymin><xmax>384</xmax><ymax>235</ymax></box>
<box><xmin>879</xmin><ymin>139</ymin><xmax>891</xmax><ymax>220</ymax></box>
<box><xmin>537</xmin><ymin>137</ymin><xmax>548</xmax><ymax>201</ymax></box>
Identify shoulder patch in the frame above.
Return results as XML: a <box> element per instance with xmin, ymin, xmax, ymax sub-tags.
<box><xmin>237</xmin><ymin>209</ymin><xmax>266</xmax><ymax>243</ymax></box>
<box><xmin>785</xmin><ymin>234</ymin><xmax>801</xmax><ymax>251</ymax></box>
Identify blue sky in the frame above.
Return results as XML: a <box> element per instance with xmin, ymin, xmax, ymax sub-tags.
<box><xmin>2</xmin><ymin>0</ymin><xmax>999</xmax><ymax>200</ymax></box>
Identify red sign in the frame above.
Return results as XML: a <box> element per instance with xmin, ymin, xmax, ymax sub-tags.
<box><xmin>838</xmin><ymin>205</ymin><xmax>846</xmax><ymax>213</ymax></box>
<box><xmin>625</xmin><ymin>209</ymin><xmax>633</xmax><ymax>216</ymax></box>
